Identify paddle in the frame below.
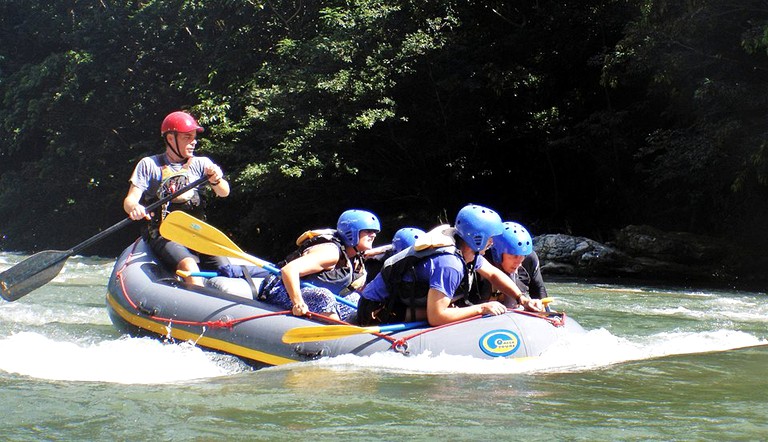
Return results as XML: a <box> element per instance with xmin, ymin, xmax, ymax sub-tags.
<box><xmin>283</xmin><ymin>298</ymin><xmax>557</xmax><ymax>343</ymax></box>
<box><xmin>159</xmin><ymin>211</ymin><xmax>357</xmax><ymax>309</ymax></box>
<box><xmin>281</xmin><ymin>321</ymin><xmax>429</xmax><ymax>344</ymax></box>
<box><xmin>176</xmin><ymin>270</ymin><xmax>219</xmax><ymax>278</ymax></box>
<box><xmin>280</xmin><ymin>297</ymin><xmax>555</xmax><ymax>344</ymax></box>
<box><xmin>0</xmin><ymin>175</ymin><xmax>211</xmax><ymax>302</ymax></box>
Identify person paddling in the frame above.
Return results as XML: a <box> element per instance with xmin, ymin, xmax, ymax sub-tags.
<box><xmin>259</xmin><ymin>209</ymin><xmax>380</xmax><ymax>321</ymax></box>
<box><xmin>481</xmin><ymin>221</ymin><xmax>548</xmax><ymax>306</ymax></box>
<box><xmin>123</xmin><ymin>111</ymin><xmax>230</xmax><ymax>286</ymax></box>
<box><xmin>364</xmin><ymin>227</ymin><xmax>426</xmax><ymax>282</ymax></box>
<box><xmin>358</xmin><ymin>204</ymin><xmax>543</xmax><ymax>327</ymax></box>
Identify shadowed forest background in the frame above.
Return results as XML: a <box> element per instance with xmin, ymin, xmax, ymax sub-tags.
<box><xmin>2</xmin><ymin>1</ymin><xmax>768</xmax><ymax>283</ymax></box>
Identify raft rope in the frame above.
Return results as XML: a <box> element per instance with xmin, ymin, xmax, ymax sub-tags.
<box><xmin>114</xmin><ymin>240</ymin><xmax>302</xmax><ymax>330</ymax></box>
<box><xmin>385</xmin><ymin>309</ymin><xmax>567</xmax><ymax>354</ymax></box>
<box><xmin>386</xmin><ymin>315</ymin><xmax>482</xmax><ymax>354</ymax></box>
<box><xmin>512</xmin><ymin>308</ymin><xmax>567</xmax><ymax>327</ymax></box>
<box><xmin>114</xmin><ymin>240</ymin><xmax>567</xmax><ymax>351</ymax></box>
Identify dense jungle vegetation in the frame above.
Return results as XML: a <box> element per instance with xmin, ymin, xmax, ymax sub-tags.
<box><xmin>2</xmin><ymin>1</ymin><xmax>768</xmax><ymax>280</ymax></box>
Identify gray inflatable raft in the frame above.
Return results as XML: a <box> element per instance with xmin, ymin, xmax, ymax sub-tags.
<box><xmin>106</xmin><ymin>239</ymin><xmax>587</xmax><ymax>368</ymax></box>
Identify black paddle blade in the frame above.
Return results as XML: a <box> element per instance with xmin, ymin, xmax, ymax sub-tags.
<box><xmin>0</xmin><ymin>250</ymin><xmax>71</xmax><ymax>302</ymax></box>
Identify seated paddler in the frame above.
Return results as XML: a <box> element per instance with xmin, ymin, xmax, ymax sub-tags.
<box><xmin>357</xmin><ymin>204</ymin><xmax>543</xmax><ymax>327</ymax></box>
<box><xmin>364</xmin><ymin>226</ymin><xmax>425</xmax><ymax>283</ymax></box>
<box><xmin>471</xmin><ymin>221</ymin><xmax>548</xmax><ymax>308</ymax></box>
<box><xmin>257</xmin><ymin>209</ymin><xmax>380</xmax><ymax>321</ymax></box>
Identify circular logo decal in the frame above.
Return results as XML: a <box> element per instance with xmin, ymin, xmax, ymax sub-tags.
<box><xmin>479</xmin><ymin>329</ymin><xmax>521</xmax><ymax>357</ymax></box>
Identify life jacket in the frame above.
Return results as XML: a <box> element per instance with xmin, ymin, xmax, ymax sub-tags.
<box><xmin>144</xmin><ymin>159</ymin><xmax>206</xmax><ymax>234</ymax></box>
<box><xmin>279</xmin><ymin>228</ymin><xmax>367</xmax><ymax>296</ymax></box>
<box><xmin>362</xmin><ymin>244</ymin><xmax>395</xmax><ymax>283</ymax></box>
<box><xmin>471</xmin><ymin>252</ymin><xmax>544</xmax><ymax>303</ymax></box>
<box><xmin>379</xmin><ymin>224</ymin><xmax>475</xmax><ymax>310</ymax></box>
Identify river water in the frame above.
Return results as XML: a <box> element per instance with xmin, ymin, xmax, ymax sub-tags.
<box><xmin>0</xmin><ymin>252</ymin><xmax>766</xmax><ymax>441</ymax></box>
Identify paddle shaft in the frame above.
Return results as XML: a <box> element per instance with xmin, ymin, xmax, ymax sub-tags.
<box><xmin>230</xmin><ymin>249</ymin><xmax>359</xmax><ymax>309</ymax></box>
<box><xmin>0</xmin><ymin>175</ymin><xmax>211</xmax><ymax>301</ymax></box>
<box><xmin>376</xmin><ymin>322</ymin><xmax>429</xmax><ymax>333</ymax></box>
<box><xmin>176</xmin><ymin>270</ymin><xmax>219</xmax><ymax>278</ymax></box>
<box><xmin>281</xmin><ymin>320</ymin><xmax>429</xmax><ymax>343</ymax></box>
<box><xmin>70</xmin><ymin>175</ymin><xmax>210</xmax><ymax>256</ymax></box>
<box><xmin>160</xmin><ymin>211</ymin><xmax>358</xmax><ymax>309</ymax></box>
<box><xmin>176</xmin><ymin>267</ymin><xmax>357</xmax><ymax>309</ymax></box>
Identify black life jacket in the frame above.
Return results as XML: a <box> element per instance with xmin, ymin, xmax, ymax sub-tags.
<box><xmin>471</xmin><ymin>252</ymin><xmax>545</xmax><ymax>303</ymax></box>
<box><xmin>379</xmin><ymin>239</ymin><xmax>474</xmax><ymax>309</ymax></box>
<box><xmin>279</xmin><ymin>229</ymin><xmax>366</xmax><ymax>296</ymax></box>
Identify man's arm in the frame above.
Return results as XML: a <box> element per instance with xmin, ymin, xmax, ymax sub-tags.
<box><xmin>478</xmin><ymin>265</ymin><xmax>542</xmax><ymax>312</ymax></box>
<box><xmin>426</xmin><ymin>288</ymin><xmax>506</xmax><ymax>326</ymax></box>
<box><xmin>123</xmin><ymin>184</ymin><xmax>149</xmax><ymax>220</ymax></box>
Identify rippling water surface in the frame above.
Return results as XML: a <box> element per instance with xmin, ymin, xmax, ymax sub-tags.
<box><xmin>0</xmin><ymin>252</ymin><xmax>766</xmax><ymax>441</ymax></box>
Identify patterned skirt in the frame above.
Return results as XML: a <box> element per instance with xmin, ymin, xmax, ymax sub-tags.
<box><xmin>262</xmin><ymin>276</ymin><xmax>359</xmax><ymax>322</ymax></box>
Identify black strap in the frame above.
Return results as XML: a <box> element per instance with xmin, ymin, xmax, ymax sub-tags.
<box><xmin>241</xmin><ymin>265</ymin><xmax>258</xmax><ymax>300</ymax></box>
<box><xmin>407</xmin><ymin>267</ymin><xmax>418</xmax><ymax>322</ymax></box>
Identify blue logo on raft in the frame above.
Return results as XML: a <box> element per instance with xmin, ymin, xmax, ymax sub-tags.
<box><xmin>479</xmin><ymin>329</ymin><xmax>521</xmax><ymax>357</ymax></box>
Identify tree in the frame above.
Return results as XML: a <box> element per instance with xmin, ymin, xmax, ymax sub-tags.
<box><xmin>603</xmin><ymin>0</ymin><xmax>768</xmax><ymax>270</ymax></box>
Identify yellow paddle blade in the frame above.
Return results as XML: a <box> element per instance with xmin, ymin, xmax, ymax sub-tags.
<box><xmin>281</xmin><ymin>324</ymin><xmax>378</xmax><ymax>343</ymax></box>
<box><xmin>160</xmin><ymin>212</ymin><xmax>273</xmax><ymax>270</ymax></box>
<box><xmin>282</xmin><ymin>320</ymin><xmax>428</xmax><ymax>343</ymax></box>
<box><xmin>542</xmin><ymin>297</ymin><xmax>554</xmax><ymax>305</ymax></box>
<box><xmin>161</xmin><ymin>211</ymin><xmax>242</xmax><ymax>255</ymax></box>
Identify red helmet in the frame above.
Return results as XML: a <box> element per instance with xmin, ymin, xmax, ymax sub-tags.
<box><xmin>160</xmin><ymin>111</ymin><xmax>204</xmax><ymax>135</ymax></box>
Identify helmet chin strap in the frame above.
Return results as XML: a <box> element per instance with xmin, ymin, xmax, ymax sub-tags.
<box><xmin>343</xmin><ymin>242</ymin><xmax>362</xmax><ymax>258</ymax></box>
<box><xmin>465</xmin><ymin>252</ymin><xmax>478</xmax><ymax>294</ymax></box>
<box><xmin>165</xmin><ymin>132</ymin><xmax>186</xmax><ymax>161</ymax></box>
<box><xmin>467</xmin><ymin>252</ymin><xmax>479</xmax><ymax>271</ymax></box>
<box><xmin>351</xmin><ymin>244</ymin><xmax>364</xmax><ymax>258</ymax></box>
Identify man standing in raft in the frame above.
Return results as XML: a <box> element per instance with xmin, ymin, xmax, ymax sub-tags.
<box><xmin>123</xmin><ymin>111</ymin><xmax>230</xmax><ymax>286</ymax></box>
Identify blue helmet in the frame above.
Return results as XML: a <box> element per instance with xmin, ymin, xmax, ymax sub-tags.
<box><xmin>490</xmin><ymin>221</ymin><xmax>533</xmax><ymax>262</ymax></box>
<box><xmin>454</xmin><ymin>204</ymin><xmax>504</xmax><ymax>252</ymax></box>
<box><xmin>337</xmin><ymin>209</ymin><xmax>381</xmax><ymax>247</ymax></box>
<box><xmin>391</xmin><ymin>227</ymin><xmax>425</xmax><ymax>253</ymax></box>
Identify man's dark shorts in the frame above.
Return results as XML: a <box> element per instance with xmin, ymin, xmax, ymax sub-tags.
<box><xmin>148</xmin><ymin>235</ymin><xmax>228</xmax><ymax>271</ymax></box>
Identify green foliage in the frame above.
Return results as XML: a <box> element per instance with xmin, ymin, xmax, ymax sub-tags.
<box><xmin>604</xmin><ymin>0</ymin><xmax>768</xmax><ymax>247</ymax></box>
<box><xmin>2</xmin><ymin>0</ymin><xmax>768</xmax><ymax>279</ymax></box>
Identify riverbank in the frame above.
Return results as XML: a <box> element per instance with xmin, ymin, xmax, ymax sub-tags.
<box><xmin>535</xmin><ymin>224</ymin><xmax>766</xmax><ymax>292</ymax></box>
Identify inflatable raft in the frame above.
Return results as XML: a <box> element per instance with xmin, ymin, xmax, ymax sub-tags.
<box><xmin>106</xmin><ymin>238</ymin><xmax>587</xmax><ymax>368</ymax></box>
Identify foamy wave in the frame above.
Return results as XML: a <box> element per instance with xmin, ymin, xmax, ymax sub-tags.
<box><xmin>295</xmin><ymin>328</ymin><xmax>767</xmax><ymax>375</ymax></box>
<box><xmin>0</xmin><ymin>332</ymin><xmax>249</xmax><ymax>384</ymax></box>
<box><xmin>0</xmin><ymin>303</ymin><xmax>112</xmax><ymax>326</ymax></box>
